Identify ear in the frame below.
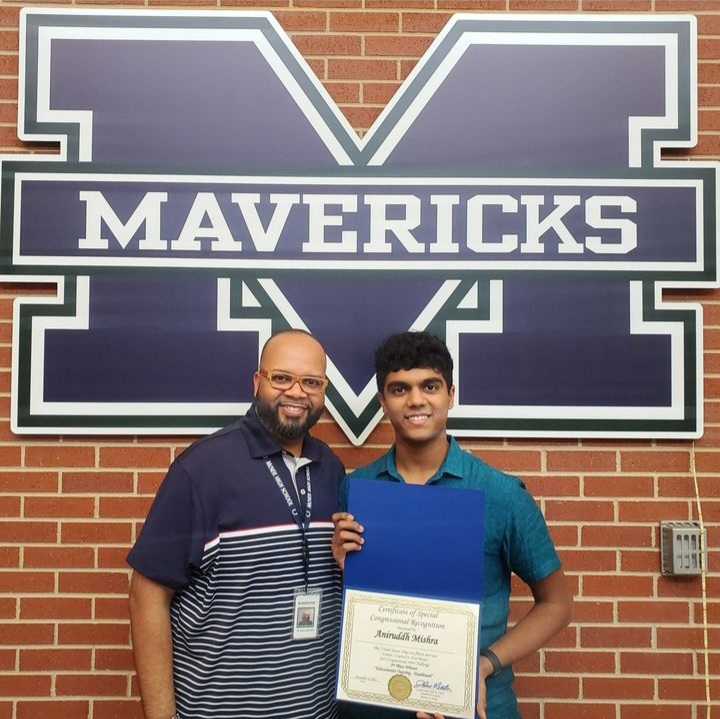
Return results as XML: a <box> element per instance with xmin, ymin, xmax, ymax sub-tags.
<box><xmin>448</xmin><ymin>384</ymin><xmax>455</xmax><ymax>410</ymax></box>
<box><xmin>252</xmin><ymin>372</ymin><xmax>261</xmax><ymax>398</ymax></box>
<box><xmin>378</xmin><ymin>391</ymin><xmax>387</xmax><ymax>415</ymax></box>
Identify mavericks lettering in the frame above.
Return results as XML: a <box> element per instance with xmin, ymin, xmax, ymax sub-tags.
<box><xmin>77</xmin><ymin>188</ymin><xmax>637</xmax><ymax>256</ymax></box>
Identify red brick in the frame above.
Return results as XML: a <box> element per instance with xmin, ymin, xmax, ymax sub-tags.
<box><xmin>294</xmin><ymin>0</ymin><xmax>361</xmax><ymax>6</ymax></box>
<box><xmin>329</xmin><ymin>11</ymin><xmax>399</xmax><ymax>32</ymax></box>
<box><xmin>95</xmin><ymin>597</ymin><xmax>130</xmax><ymax>621</ymax></box>
<box><xmin>571</xmin><ymin>600</ymin><xmax>614</xmax><ymax>623</ymax></box>
<box><xmin>0</xmin><ymin>472</ymin><xmax>58</xmax><ymax>493</ymax></box>
<box><xmin>437</xmin><ymin>0</ymin><xmax>505</xmax><ymax>7</ymax></box>
<box><xmin>546</xmin><ymin>704</ymin><xmax>616</xmax><ymax>719</ymax></box>
<box><xmin>98</xmin><ymin>547</ymin><xmax>131</xmax><ymax>569</ymax></box>
<box><xmin>0</xmin><ymin>649</ymin><xmax>14</xmax><ymax>671</ymax></box>
<box><xmin>99</xmin><ymin>446</ymin><xmax>171</xmax><ymax>469</ymax></box>
<box><xmin>60</xmin><ymin>521</ymin><xmax>132</xmax><ymax>544</ymax></box>
<box><xmin>513</xmin><ymin>675</ymin><xmax>579</xmax><ymax>698</ymax></box>
<box><xmin>401</xmin><ymin>12</ymin><xmax>453</xmax><ymax>34</ymax></box>
<box><xmin>293</xmin><ymin>33</ymin><xmax>361</xmax><ymax>56</ymax></box>
<box><xmin>275</xmin><ymin>10</ymin><xmax>327</xmax><ymax>32</ymax></box>
<box><xmin>91</xmin><ymin>700</ymin><xmax>145</xmax><ymax>719</ymax></box>
<box><xmin>658</xmin><ymin>677</ymin><xmax>710</xmax><ymax>700</ymax></box>
<box><xmin>328</xmin><ymin>58</ymin><xmax>398</xmax><ymax>81</ymax></box>
<box><xmin>582</xmin><ymin>525</ymin><xmax>653</xmax><ymax>547</ymax></box>
<box><xmin>524</xmin><ymin>474</ymin><xmax>580</xmax><ymax>497</ymax></box>
<box><xmin>618</xmin><ymin>500</ymin><xmax>691</xmax><ymax>522</ymax></box>
<box><xmin>16</xmin><ymin>702</ymin><xmax>90</xmax><ymax>719</ymax></box>
<box><xmin>19</xmin><ymin>648</ymin><xmax>91</xmax><ymax>671</ymax></box>
<box><xmin>560</xmin><ymin>549</ymin><xmax>616</xmax><ymax>572</ymax></box>
<box><xmin>136</xmin><ymin>472</ymin><xmax>166</xmax><ymax>495</ymax></box>
<box><xmin>0</xmin><ymin>521</ymin><xmax>57</xmax><ymax>543</ymax></box>
<box><xmin>583</xmin><ymin>475</ymin><xmax>655</xmax><ymax>497</ymax></box>
<box><xmin>620</xmin><ymin>651</ymin><xmax>693</xmax><ymax>675</ymax></box>
<box><xmin>0</xmin><ymin>674</ymin><xmax>51</xmax><ymax>696</ymax></box>
<box><xmin>20</xmin><ymin>598</ymin><xmax>92</xmax><ymax>620</ymax></box>
<box><xmin>584</xmin><ymin>677</ymin><xmax>654</xmax><ymax>699</ymax></box>
<box><xmin>583</xmin><ymin>0</ymin><xmax>651</xmax><ymax>8</ymax></box>
<box><xmin>0</xmin><ymin>570</ymin><xmax>54</xmax><ymax>593</ymax></box>
<box><xmin>23</xmin><ymin>546</ymin><xmax>94</xmax><ymax>569</ymax></box>
<box><xmin>693</xmin><ymin>450</ymin><xmax>720</xmax><ymax>473</ymax></box>
<box><xmin>581</xmin><ymin>626</ymin><xmax>653</xmax><ymax>648</ymax></box>
<box><xmin>620</xmin><ymin>550</ymin><xmax>660</xmax><ymax>572</ymax></box>
<box><xmin>471</xmin><ymin>449</ymin><xmax>542</xmax><ymax>474</ymax></box>
<box><xmin>365</xmin><ymin>35</ymin><xmax>433</xmax><ymax>58</ymax></box>
<box><xmin>548</xmin><ymin>524</ymin><xmax>578</xmax><ymax>548</ymax></box>
<box><xmin>544</xmin><ymin>500</ymin><xmax>614</xmax><ymax>522</ymax></box>
<box><xmin>94</xmin><ymin>647</ymin><xmax>135</xmax><ymax>671</ymax></box>
<box><xmin>323</xmin><ymin>81</ymin><xmax>360</xmax><ymax>104</ymax></box>
<box><xmin>620</xmin><ymin>706</ymin><xmax>692</xmax><ymax>719</ymax></box>
<box><xmin>617</xmin><ymin>600</ymin><xmax>690</xmax><ymax>623</ymax></box>
<box><xmin>0</xmin><ymin>8</ymin><xmax>20</xmax><ymax>27</ymax></box>
<box><xmin>62</xmin><ymin>471</ymin><xmax>134</xmax><ymax>494</ymax></box>
<box><xmin>58</xmin><ymin>623</ymin><xmax>129</xmax><ymax>646</ymax></box>
<box><xmin>0</xmin><ymin>598</ymin><xmax>16</xmax><ymax>619</ymax></box>
<box><xmin>56</xmin><ymin>673</ymin><xmax>127</xmax><ymax>696</ymax></box>
<box><xmin>583</xmin><ymin>575</ymin><xmax>653</xmax><ymax>598</ymax></box>
<box><xmin>656</xmin><ymin>0</ymin><xmax>719</xmax><ymax>8</ymax></box>
<box><xmin>0</xmin><ymin>496</ymin><xmax>20</xmax><ymax>517</ymax></box>
<box><xmin>361</xmin><ymin>81</ymin><xmax>400</xmax><ymax>105</ymax></box>
<box><xmin>0</xmin><ymin>546</ymin><xmax>19</xmax><ymax>569</ymax></box>
<box><xmin>620</xmin><ymin>451</ymin><xmax>689</xmax><ymax>473</ymax></box>
<box><xmin>24</xmin><ymin>496</ymin><xmax>95</xmax><ymax>519</ymax></box>
<box><xmin>334</xmin><ymin>445</ymin><xmax>388</xmax><ymax>469</ymax></box>
<box><xmin>0</xmin><ymin>445</ymin><xmax>21</xmax><ymax>466</ymax></box>
<box><xmin>546</xmin><ymin>450</ymin><xmax>616</xmax><ymax>472</ymax></box>
<box><xmin>509</xmin><ymin>0</ymin><xmax>578</xmax><ymax>6</ymax></box>
<box><xmin>656</xmin><ymin>626</ymin><xmax>707</xmax><ymax>649</ymax></box>
<box><xmin>58</xmin><ymin>571</ymin><xmax>128</xmax><ymax>595</ymax></box>
<box><xmin>544</xmin><ymin>624</ymin><xmax>578</xmax><ymax>649</ymax></box>
<box><xmin>0</xmin><ymin>623</ymin><xmax>54</xmax><ymax>645</ymax></box>
<box><xmin>545</xmin><ymin>649</ymin><xmax>615</xmax><ymax>674</ymax></box>
<box><xmin>98</xmin><ymin>497</ymin><xmax>153</xmax><ymax>518</ymax></box>
<box><xmin>657</xmin><ymin>575</ymin><xmax>707</xmax><ymax>598</ymax></box>
<box><xmin>24</xmin><ymin>445</ymin><xmax>95</xmax><ymax>468</ymax></box>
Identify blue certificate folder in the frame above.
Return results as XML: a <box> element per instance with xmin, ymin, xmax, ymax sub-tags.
<box><xmin>344</xmin><ymin>478</ymin><xmax>485</xmax><ymax>603</ymax></box>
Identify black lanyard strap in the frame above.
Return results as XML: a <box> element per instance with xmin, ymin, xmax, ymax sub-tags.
<box><xmin>265</xmin><ymin>459</ymin><xmax>313</xmax><ymax>590</ymax></box>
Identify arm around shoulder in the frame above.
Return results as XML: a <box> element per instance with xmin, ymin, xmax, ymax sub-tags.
<box><xmin>128</xmin><ymin>570</ymin><xmax>178</xmax><ymax>719</ymax></box>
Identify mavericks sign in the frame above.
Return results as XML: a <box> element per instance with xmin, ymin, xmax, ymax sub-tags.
<box><xmin>1</xmin><ymin>9</ymin><xmax>717</xmax><ymax>443</ymax></box>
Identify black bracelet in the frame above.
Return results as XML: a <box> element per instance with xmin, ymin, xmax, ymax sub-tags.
<box><xmin>480</xmin><ymin>647</ymin><xmax>503</xmax><ymax>678</ymax></box>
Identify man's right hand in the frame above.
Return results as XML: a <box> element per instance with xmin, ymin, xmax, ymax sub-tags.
<box><xmin>331</xmin><ymin>512</ymin><xmax>364</xmax><ymax>570</ymax></box>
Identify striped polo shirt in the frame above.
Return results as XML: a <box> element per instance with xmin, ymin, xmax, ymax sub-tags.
<box><xmin>128</xmin><ymin>408</ymin><xmax>344</xmax><ymax>719</ymax></box>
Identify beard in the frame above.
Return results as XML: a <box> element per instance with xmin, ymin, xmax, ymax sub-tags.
<box><xmin>255</xmin><ymin>395</ymin><xmax>324</xmax><ymax>445</ymax></box>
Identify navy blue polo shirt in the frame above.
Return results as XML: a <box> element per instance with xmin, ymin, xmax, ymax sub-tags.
<box><xmin>128</xmin><ymin>407</ymin><xmax>344</xmax><ymax>719</ymax></box>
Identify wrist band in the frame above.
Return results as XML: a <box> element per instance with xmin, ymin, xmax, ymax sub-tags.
<box><xmin>480</xmin><ymin>647</ymin><xmax>503</xmax><ymax>678</ymax></box>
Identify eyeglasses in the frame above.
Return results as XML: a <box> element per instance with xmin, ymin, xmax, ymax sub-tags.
<box><xmin>258</xmin><ymin>369</ymin><xmax>329</xmax><ymax>394</ymax></box>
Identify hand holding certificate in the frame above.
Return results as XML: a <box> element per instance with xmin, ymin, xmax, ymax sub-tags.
<box><xmin>336</xmin><ymin>480</ymin><xmax>485</xmax><ymax>719</ymax></box>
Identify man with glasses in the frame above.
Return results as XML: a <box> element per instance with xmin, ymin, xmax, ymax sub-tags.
<box><xmin>128</xmin><ymin>330</ymin><xmax>344</xmax><ymax>719</ymax></box>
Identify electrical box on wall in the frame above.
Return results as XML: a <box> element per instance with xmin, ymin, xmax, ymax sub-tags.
<box><xmin>660</xmin><ymin>521</ymin><xmax>708</xmax><ymax>576</ymax></box>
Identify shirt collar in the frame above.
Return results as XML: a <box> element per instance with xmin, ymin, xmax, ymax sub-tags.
<box><xmin>381</xmin><ymin>436</ymin><xmax>464</xmax><ymax>484</ymax></box>
<box><xmin>240</xmin><ymin>404</ymin><xmax>324</xmax><ymax>462</ymax></box>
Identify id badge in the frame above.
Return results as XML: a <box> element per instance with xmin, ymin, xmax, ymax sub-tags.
<box><xmin>293</xmin><ymin>587</ymin><xmax>322</xmax><ymax>640</ymax></box>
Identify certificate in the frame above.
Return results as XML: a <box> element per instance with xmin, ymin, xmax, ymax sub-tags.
<box><xmin>337</xmin><ymin>588</ymin><xmax>480</xmax><ymax>719</ymax></box>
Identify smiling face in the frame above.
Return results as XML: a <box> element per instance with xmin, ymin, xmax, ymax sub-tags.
<box><xmin>252</xmin><ymin>331</ymin><xmax>327</xmax><ymax>453</ymax></box>
<box><xmin>379</xmin><ymin>367</ymin><xmax>455</xmax><ymax>449</ymax></box>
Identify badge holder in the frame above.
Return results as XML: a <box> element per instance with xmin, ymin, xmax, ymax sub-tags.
<box><xmin>293</xmin><ymin>587</ymin><xmax>322</xmax><ymax>640</ymax></box>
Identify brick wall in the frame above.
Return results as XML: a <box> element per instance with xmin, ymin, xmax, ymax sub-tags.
<box><xmin>0</xmin><ymin>0</ymin><xmax>718</xmax><ymax>717</ymax></box>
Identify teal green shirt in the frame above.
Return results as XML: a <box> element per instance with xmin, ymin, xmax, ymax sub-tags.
<box><xmin>339</xmin><ymin>437</ymin><xmax>560</xmax><ymax>719</ymax></box>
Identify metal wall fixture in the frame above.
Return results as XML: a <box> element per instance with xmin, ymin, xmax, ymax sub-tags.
<box><xmin>660</xmin><ymin>521</ymin><xmax>708</xmax><ymax>576</ymax></box>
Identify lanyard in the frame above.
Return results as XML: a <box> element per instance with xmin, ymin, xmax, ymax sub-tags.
<box><xmin>265</xmin><ymin>459</ymin><xmax>313</xmax><ymax>590</ymax></box>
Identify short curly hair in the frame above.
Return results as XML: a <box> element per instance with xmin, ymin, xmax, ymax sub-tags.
<box><xmin>374</xmin><ymin>331</ymin><xmax>454</xmax><ymax>393</ymax></box>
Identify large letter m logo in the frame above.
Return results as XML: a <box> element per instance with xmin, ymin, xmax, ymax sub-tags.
<box><xmin>1</xmin><ymin>9</ymin><xmax>717</xmax><ymax>443</ymax></box>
